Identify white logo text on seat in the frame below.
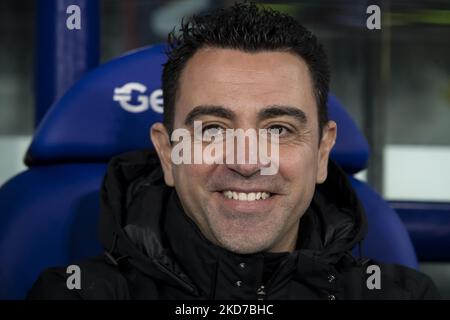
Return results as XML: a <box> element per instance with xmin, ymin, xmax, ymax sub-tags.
<box><xmin>113</xmin><ymin>82</ymin><xmax>163</xmax><ymax>114</ymax></box>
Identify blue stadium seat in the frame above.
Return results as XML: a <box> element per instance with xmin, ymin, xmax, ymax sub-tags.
<box><xmin>327</xmin><ymin>94</ymin><xmax>418</xmax><ymax>269</ymax></box>
<box><xmin>391</xmin><ymin>201</ymin><xmax>450</xmax><ymax>262</ymax></box>
<box><xmin>0</xmin><ymin>44</ymin><xmax>418</xmax><ymax>299</ymax></box>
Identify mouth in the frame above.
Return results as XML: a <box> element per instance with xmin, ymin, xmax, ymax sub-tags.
<box><xmin>221</xmin><ymin>190</ymin><xmax>272</xmax><ymax>201</ymax></box>
<box><xmin>212</xmin><ymin>189</ymin><xmax>277</xmax><ymax>214</ymax></box>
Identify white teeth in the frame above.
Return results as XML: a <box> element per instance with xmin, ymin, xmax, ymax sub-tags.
<box><xmin>222</xmin><ymin>191</ymin><xmax>271</xmax><ymax>201</ymax></box>
<box><xmin>261</xmin><ymin>192</ymin><xmax>270</xmax><ymax>199</ymax></box>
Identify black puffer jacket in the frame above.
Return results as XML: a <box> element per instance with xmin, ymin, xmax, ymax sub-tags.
<box><xmin>28</xmin><ymin>149</ymin><xmax>439</xmax><ymax>300</ymax></box>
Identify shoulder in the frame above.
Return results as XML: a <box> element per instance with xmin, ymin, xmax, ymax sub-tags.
<box><xmin>27</xmin><ymin>255</ymin><xmax>132</xmax><ymax>300</ymax></box>
<box><xmin>377</xmin><ymin>263</ymin><xmax>439</xmax><ymax>299</ymax></box>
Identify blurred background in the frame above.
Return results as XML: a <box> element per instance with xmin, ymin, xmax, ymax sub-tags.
<box><xmin>0</xmin><ymin>0</ymin><xmax>449</xmax><ymax>298</ymax></box>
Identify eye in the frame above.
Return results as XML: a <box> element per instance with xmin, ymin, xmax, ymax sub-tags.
<box><xmin>202</xmin><ymin>124</ymin><xmax>225</xmax><ymax>137</ymax></box>
<box><xmin>267</xmin><ymin>125</ymin><xmax>291</xmax><ymax>137</ymax></box>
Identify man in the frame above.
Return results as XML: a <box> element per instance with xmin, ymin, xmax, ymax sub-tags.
<box><xmin>28</xmin><ymin>2</ymin><xmax>438</xmax><ymax>300</ymax></box>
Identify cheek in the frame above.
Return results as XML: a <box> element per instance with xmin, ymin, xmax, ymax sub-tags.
<box><xmin>172</xmin><ymin>164</ymin><xmax>215</xmax><ymax>222</ymax></box>
<box><xmin>278</xmin><ymin>146</ymin><xmax>319</xmax><ymax>193</ymax></box>
<box><xmin>173</xmin><ymin>164</ymin><xmax>213</xmax><ymax>196</ymax></box>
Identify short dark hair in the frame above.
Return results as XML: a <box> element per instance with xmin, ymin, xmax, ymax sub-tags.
<box><xmin>162</xmin><ymin>1</ymin><xmax>330</xmax><ymax>140</ymax></box>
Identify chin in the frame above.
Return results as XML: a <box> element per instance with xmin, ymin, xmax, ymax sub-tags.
<box><xmin>204</xmin><ymin>203</ymin><xmax>287</xmax><ymax>254</ymax></box>
<box><xmin>220</xmin><ymin>241</ymin><xmax>268</xmax><ymax>254</ymax></box>
<box><xmin>213</xmin><ymin>228</ymin><xmax>275</xmax><ymax>254</ymax></box>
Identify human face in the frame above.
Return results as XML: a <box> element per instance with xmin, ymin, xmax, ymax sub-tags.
<box><xmin>151</xmin><ymin>48</ymin><xmax>336</xmax><ymax>254</ymax></box>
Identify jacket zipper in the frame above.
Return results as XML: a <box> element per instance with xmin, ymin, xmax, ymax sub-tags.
<box><xmin>256</xmin><ymin>255</ymin><xmax>292</xmax><ymax>300</ymax></box>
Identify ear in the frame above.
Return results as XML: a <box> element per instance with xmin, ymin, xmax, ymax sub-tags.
<box><xmin>316</xmin><ymin>120</ymin><xmax>337</xmax><ymax>184</ymax></box>
<box><xmin>150</xmin><ymin>123</ymin><xmax>175</xmax><ymax>186</ymax></box>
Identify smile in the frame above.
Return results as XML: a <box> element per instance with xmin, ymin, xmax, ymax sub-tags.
<box><xmin>222</xmin><ymin>191</ymin><xmax>271</xmax><ymax>201</ymax></box>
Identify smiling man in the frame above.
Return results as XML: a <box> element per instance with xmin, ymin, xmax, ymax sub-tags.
<box><xmin>28</xmin><ymin>2</ymin><xmax>438</xmax><ymax>300</ymax></box>
<box><xmin>151</xmin><ymin>46</ymin><xmax>333</xmax><ymax>256</ymax></box>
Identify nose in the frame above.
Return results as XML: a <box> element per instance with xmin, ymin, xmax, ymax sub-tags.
<box><xmin>224</xmin><ymin>134</ymin><xmax>265</xmax><ymax>177</ymax></box>
<box><xmin>226</xmin><ymin>162</ymin><xmax>262</xmax><ymax>178</ymax></box>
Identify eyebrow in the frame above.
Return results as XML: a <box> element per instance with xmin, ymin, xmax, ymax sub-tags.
<box><xmin>183</xmin><ymin>104</ymin><xmax>308</xmax><ymax>126</ymax></box>
<box><xmin>258</xmin><ymin>105</ymin><xmax>308</xmax><ymax>126</ymax></box>
<box><xmin>184</xmin><ymin>105</ymin><xmax>236</xmax><ymax>126</ymax></box>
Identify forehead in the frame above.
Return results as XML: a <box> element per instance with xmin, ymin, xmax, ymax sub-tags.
<box><xmin>175</xmin><ymin>47</ymin><xmax>317</xmax><ymax>123</ymax></box>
